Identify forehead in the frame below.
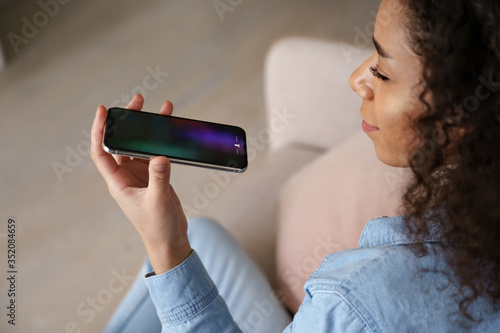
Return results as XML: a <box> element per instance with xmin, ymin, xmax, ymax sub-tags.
<box><xmin>374</xmin><ymin>0</ymin><xmax>415</xmax><ymax>58</ymax></box>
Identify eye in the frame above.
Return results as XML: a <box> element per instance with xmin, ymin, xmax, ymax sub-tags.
<box><xmin>370</xmin><ymin>65</ymin><xmax>390</xmax><ymax>82</ymax></box>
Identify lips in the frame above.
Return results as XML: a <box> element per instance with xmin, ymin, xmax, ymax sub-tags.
<box><xmin>362</xmin><ymin>120</ymin><xmax>380</xmax><ymax>133</ymax></box>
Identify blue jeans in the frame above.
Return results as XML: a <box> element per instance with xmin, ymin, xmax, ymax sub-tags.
<box><xmin>102</xmin><ymin>217</ymin><xmax>292</xmax><ymax>332</ymax></box>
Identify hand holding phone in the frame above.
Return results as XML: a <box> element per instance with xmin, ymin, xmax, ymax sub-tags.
<box><xmin>90</xmin><ymin>96</ymin><xmax>192</xmax><ymax>275</ymax></box>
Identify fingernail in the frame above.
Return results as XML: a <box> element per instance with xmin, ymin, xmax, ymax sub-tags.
<box><xmin>160</xmin><ymin>101</ymin><xmax>170</xmax><ymax>113</ymax></box>
<box><xmin>154</xmin><ymin>162</ymin><xmax>168</xmax><ymax>172</ymax></box>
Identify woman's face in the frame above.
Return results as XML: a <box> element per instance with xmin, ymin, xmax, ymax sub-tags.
<box><xmin>349</xmin><ymin>0</ymin><xmax>424</xmax><ymax>167</ymax></box>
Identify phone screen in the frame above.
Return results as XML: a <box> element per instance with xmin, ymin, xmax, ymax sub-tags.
<box><xmin>103</xmin><ymin>108</ymin><xmax>248</xmax><ymax>171</ymax></box>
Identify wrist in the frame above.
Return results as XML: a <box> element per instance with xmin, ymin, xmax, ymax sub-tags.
<box><xmin>144</xmin><ymin>238</ymin><xmax>192</xmax><ymax>275</ymax></box>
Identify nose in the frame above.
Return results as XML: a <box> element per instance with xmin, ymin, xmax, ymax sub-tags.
<box><xmin>349</xmin><ymin>55</ymin><xmax>376</xmax><ymax>101</ymax></box>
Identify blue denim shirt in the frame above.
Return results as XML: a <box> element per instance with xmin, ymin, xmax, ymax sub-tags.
<box><xmin>144</xmin><ymin>215</ymin><xmax>500</xmax><ymax>332</ymax></box>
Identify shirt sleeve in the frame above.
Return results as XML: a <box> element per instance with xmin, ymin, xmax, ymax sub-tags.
<box><xmin>144</xmin><ymin>250</ymin><xmax>242</xmax><ymax>333</ymax></box>
<box><xmin>283</xmin><ymin>291</ymin><xmax>371</xmax><ymax>333</ymax></box>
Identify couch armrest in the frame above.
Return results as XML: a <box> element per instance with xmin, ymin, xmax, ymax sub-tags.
<box><xmin>264</xmin><ymin>37</ymin><xmax>374</xmax><ymax>152</ymax></box>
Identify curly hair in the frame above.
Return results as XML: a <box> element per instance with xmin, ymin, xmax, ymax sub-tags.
<box><xmin>398</xmin><ymin>0</ymin><xmax>500</xmax><ymax>320</ymax></box>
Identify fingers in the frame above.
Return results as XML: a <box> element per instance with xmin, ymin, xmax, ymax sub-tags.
<box><xmin>113</xmin><ymin>94</ymin><xmax>145</xmax><ymax>165</ymax></box>
<box><xmin>126</xmin><ymin>93</ymin><xmax>145</xmax><ymax>111</ymax></box>
<box><xmin>126</xmin><ymin>94</ymin><xmax>172</xmax><ymax>116</ymax></box>
<box><xmin>90</xmin><ymin>105</ymin><xmax>119</xmax><ymax>183</ymax></box>
<box><xmin>159</xmin><ymin>100</ymin><xmax>174</xmax><ymax>116</ymax></box>
<box><xmin>93</xmin><ymin>96</ymin><xmax>173</xmax><ymax>172</ymax></box>
<box><xmin>148</xmin><ymin>156</ymin><xmax>172</xmax><ymax>198</ymax></box>
<box><xmin>113</xmin><ymin>151</ymin><xmax>128</xmax><ymax>165</ymax></box>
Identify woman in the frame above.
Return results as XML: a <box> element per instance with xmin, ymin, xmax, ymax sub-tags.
<box><xmin>91</xmin><ymin>0</ymin><xmax>500</xmax><ymax>331</ymax></box>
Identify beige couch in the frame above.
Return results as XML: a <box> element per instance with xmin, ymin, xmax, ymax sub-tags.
<box><xmin>201</xmin><ymin>37</ymin><xmax>411</xmax><ymax>298</ymax></box>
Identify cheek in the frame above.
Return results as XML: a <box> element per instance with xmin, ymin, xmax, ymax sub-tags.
<box><xmin>374</xmin><ymin>92</ymin><xmax>423</xmax><ymax>158</ymax></box>
<box><xmin>375</xmin><ymin>91</ymin><xmax>413</xmax><ymax>132</ymax></box>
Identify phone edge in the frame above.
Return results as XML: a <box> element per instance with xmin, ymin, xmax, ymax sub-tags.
<box><xmin>102</xmin><ymin>142</ymin><xmax>247</xmax><ymax>173</ymax></box>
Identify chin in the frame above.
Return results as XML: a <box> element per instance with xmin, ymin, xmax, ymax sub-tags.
<box><xmin>374</xmin><ymin>149</ymin><xmax>410</xmax><ymax>168</ymax></box>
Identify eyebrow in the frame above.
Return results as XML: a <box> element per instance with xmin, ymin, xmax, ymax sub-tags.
<box><xmin>373</xmin><ymin>36</ymin><xmax>392</xmax><ymax>59</ymax></box>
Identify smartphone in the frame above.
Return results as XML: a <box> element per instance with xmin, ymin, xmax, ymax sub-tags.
<box><xmin>102</xmin><ymin>107</ymin><xmax>248</xmax><ymax>173</ymax></box>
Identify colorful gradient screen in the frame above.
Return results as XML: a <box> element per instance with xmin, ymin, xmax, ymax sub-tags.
<box><xmin>104</xmin><ymin>108</ymin><xmax>247</xmax><ymax>170</ymax></box>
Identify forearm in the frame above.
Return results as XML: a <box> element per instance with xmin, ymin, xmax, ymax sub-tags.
<box><xmin>144</xmin><ymin>250</ymin><xmax>242</xmax><ymax>332</ymax></box>
<box><xmin>143</xmin><ymin>236</ymin><xmax>192</xmax><ymax>275</ymax></box>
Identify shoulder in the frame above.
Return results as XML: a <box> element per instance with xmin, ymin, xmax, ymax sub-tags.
<box><xmin>305</xmin><ymin>239</ymin><xmax>419</xmax><ymax>305</ymax></box>
<box><xmin>304</xmin><ymin>216</ymin><xmax>430</xmax><ymax>296</ymax></box>
<box><xmin>287</xmin><ymin>290</ymin><xmax>373</xmax><ymax>333</ymax></box>
<box><xmin>302</xmin><ymin>215</ymin><xmax>500</xmax><ymax>332</ymax></box>
<box><xmin>292</xmin><ymin>243</ymin><xmax>413</xmax><ymax>333</ymax></box>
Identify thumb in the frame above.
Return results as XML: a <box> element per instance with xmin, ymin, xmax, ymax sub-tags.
<box><xmin>148</xmin><ymin>156</ymin><xmax>172</xmax><ymax>194</ymax></box>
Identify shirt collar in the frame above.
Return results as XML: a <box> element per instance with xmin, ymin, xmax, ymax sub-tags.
<box><xmin>358</xmin><ymin>209</ymin><xmax>446</xmax><ymax>248</ymax></box>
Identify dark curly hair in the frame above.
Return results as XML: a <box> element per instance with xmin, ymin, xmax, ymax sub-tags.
<box><xmin>398</xmin><ymin>0</ymin><xmax>500</xmax><ymax>320</ymax></box>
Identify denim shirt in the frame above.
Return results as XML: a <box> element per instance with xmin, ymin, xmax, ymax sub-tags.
<box><xmin>144</xmin><ymin>215</ymin><xmax>500</xmax><ymax>332</ymax></box>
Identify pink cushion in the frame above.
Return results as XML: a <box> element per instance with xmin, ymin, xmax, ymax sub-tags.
<box><xmin>264</xmin><ymin>37</ymin><xmax>375</xmax><ymax>152</ymax></box>
<box><xmin>275</xmin><ymin>130</ymin><xmax>411</xmax><ymax>300</ymax></box>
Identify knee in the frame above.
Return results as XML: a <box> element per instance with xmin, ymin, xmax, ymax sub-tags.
<box><xmin>187</xmin><ymin>216</ymin><xmax>221</xmax><ymax>238</ymax></box>
<box><xmin>187</xmin><ymin>216</ymin><xmax>236</xmax><ymax>250</ymax></box>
